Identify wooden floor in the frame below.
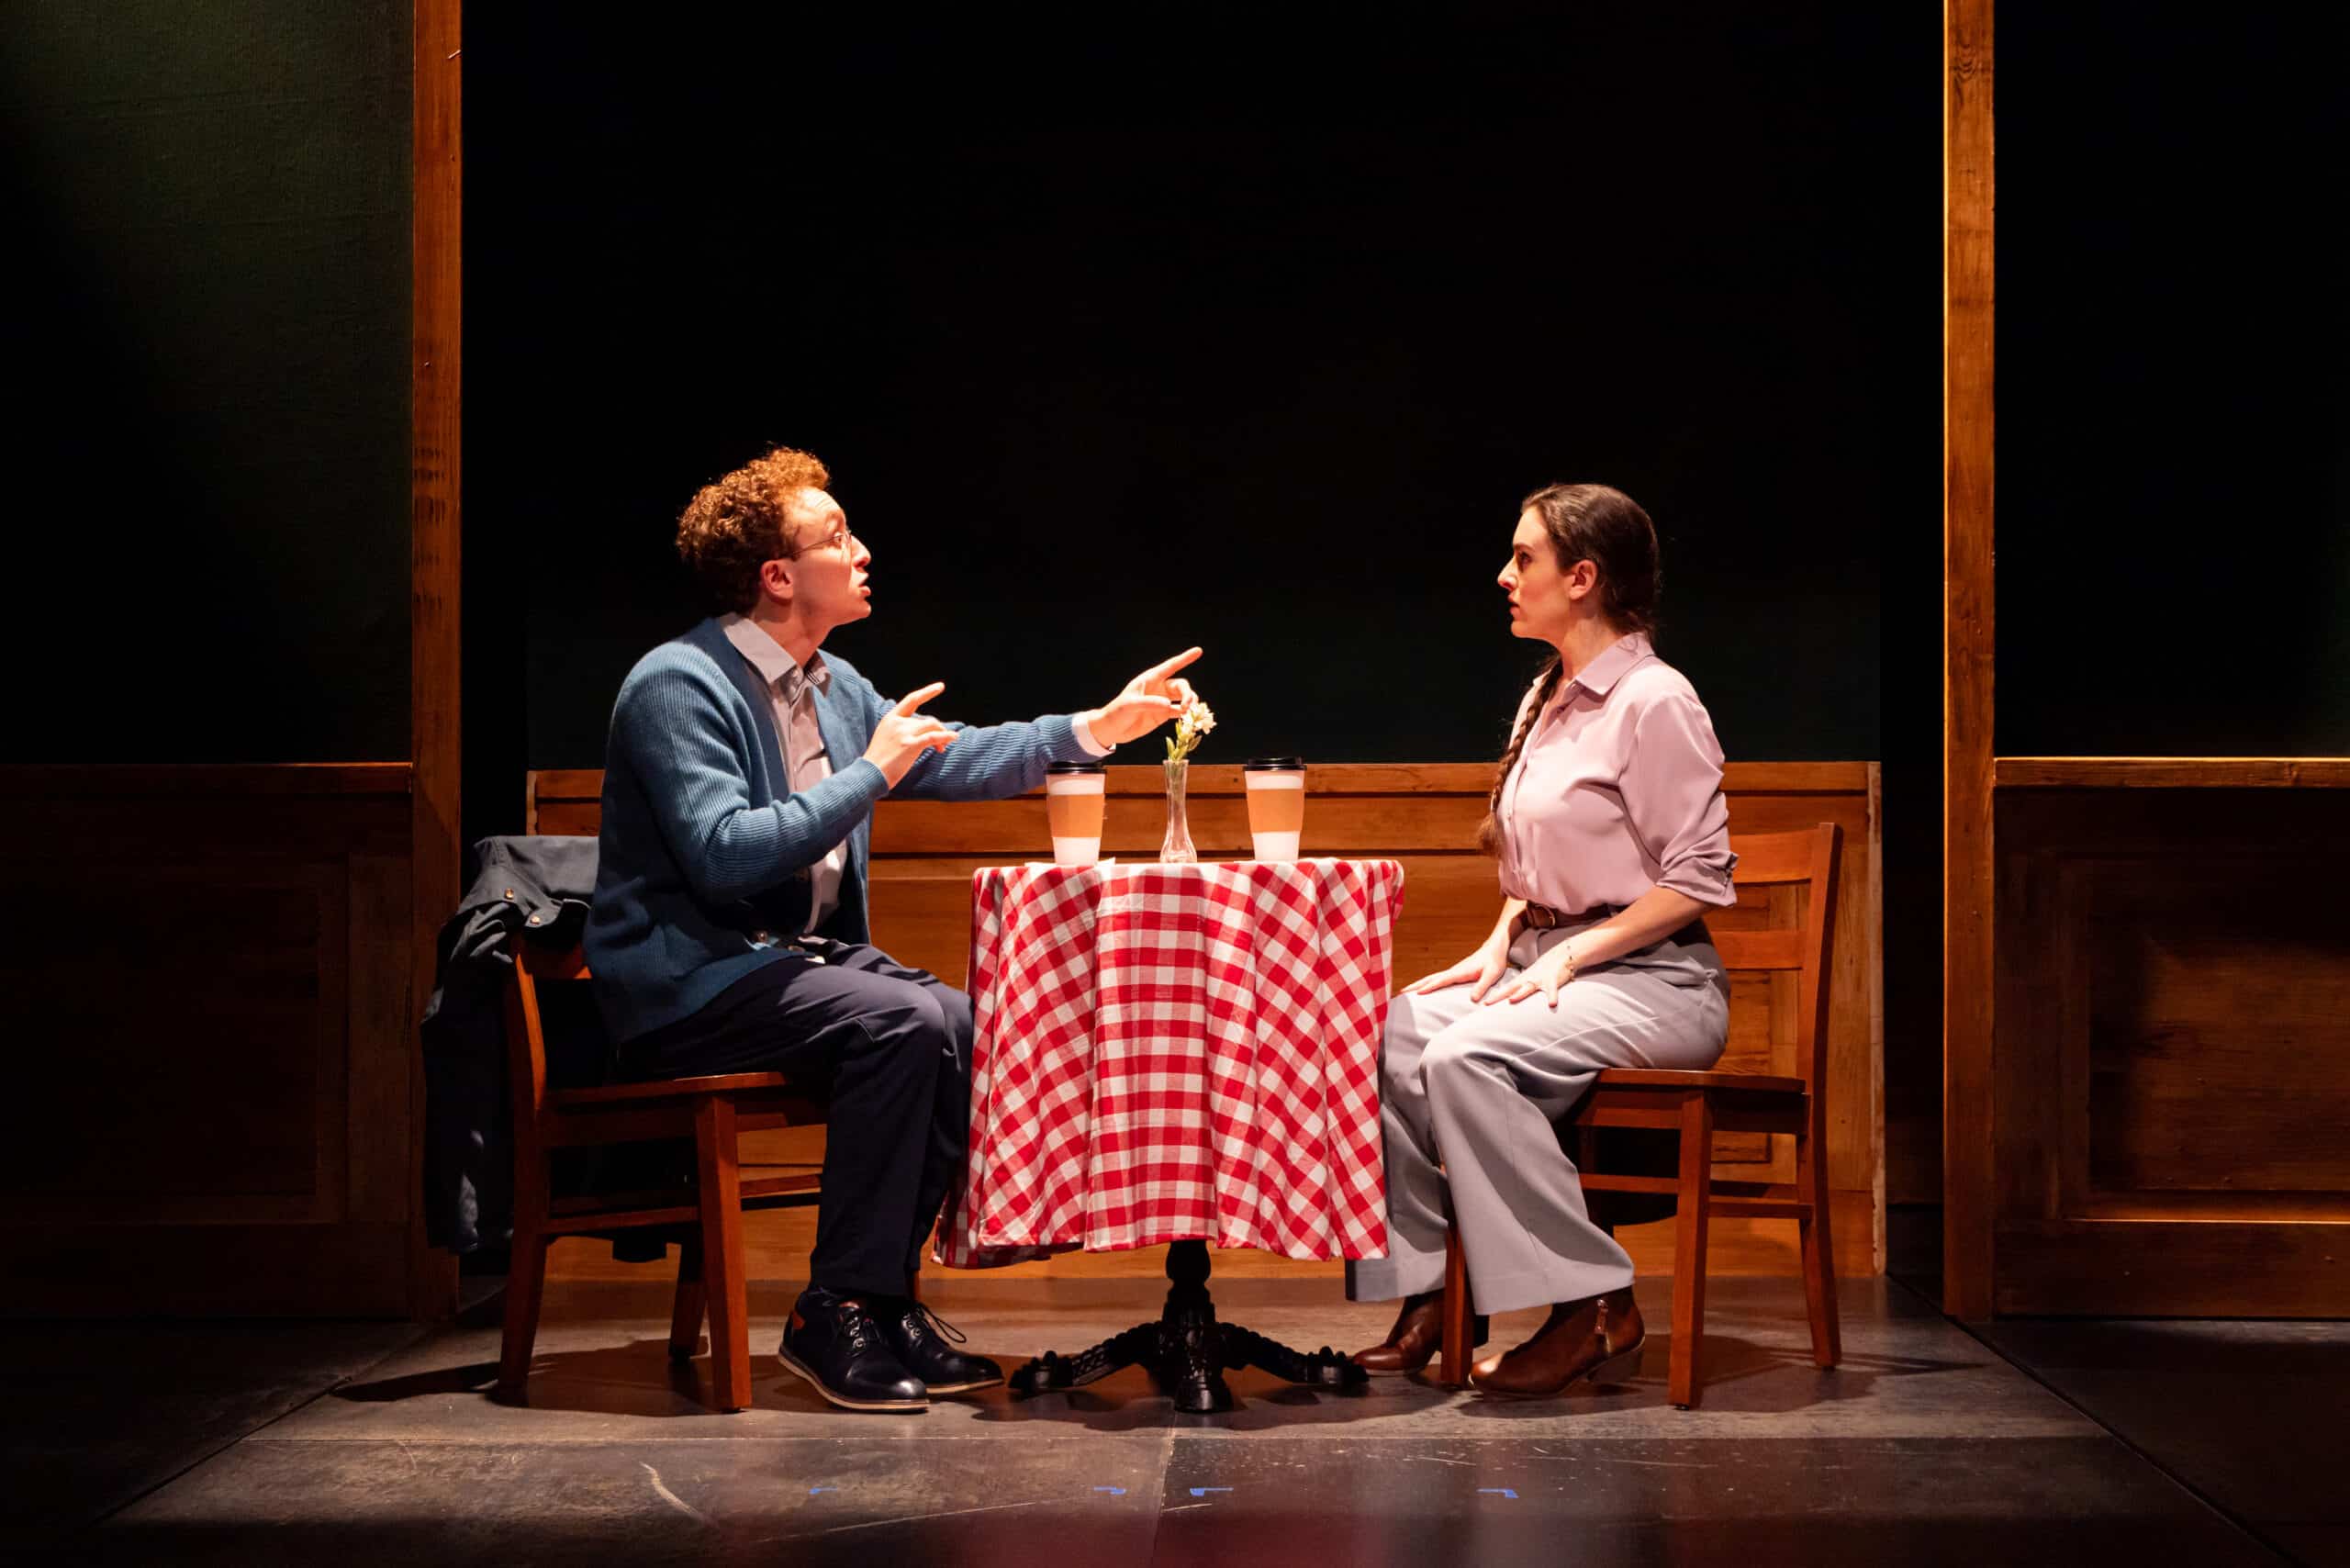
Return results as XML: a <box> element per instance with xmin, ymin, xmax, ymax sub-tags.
<box><xmin>35</xmin><ymin>1280</ymin><xmax>2326</xmax><ymax>1565</ymax></box>
<box><xmin>543</xmin><ymin>1125</ymin><xmax>1807</xmax><ymax>1284</ymax></box>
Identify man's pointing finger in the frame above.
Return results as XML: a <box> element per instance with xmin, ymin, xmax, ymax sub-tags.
<box><xmin>891</xmin><ymin>682</ymin><xmax>946</xmax><ymax>716</ymax></box>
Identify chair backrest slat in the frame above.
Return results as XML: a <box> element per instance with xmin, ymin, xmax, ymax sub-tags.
<box><xmin>1707</xmin><ymin>926</ymin><xmax>1804</xmax><ymax>971</ymax></box>
<box><xmin>1723</xmin><ymin>833</ymin><xmax>1818</xmax><ymax>885</ymax></box>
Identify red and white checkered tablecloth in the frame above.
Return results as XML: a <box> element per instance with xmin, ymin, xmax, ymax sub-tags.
<box><xmin>935</xmin><ymin>858</ymin><xmax>1404</xmax><ymax>1269</ymax></box>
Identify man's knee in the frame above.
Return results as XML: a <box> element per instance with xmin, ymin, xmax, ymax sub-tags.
<box><xmin>931</xmin><ymin>983</ymin><xmax>974</xmax><ymax>1052</ymax></box>
<box><xmin>850</xmin><ymin>978</ymin><xmax>954</xmax><ymax>1061</ymax></box>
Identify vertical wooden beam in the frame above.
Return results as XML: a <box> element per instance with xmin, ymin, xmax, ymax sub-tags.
<box><xmin>409</xmin><ymin>0</ymin><xmax>462</xmax><ymax>1319</ymax></box>
<box><xmin>1942</xmin><ymin>0</ymin><xmax>1996</xmax><ymax>1319</ymax></box>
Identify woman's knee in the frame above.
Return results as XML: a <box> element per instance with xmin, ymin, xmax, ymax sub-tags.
<box><xmin>1419</xmin><ymin>1030</ymin><xmax>1507</xmax><ymax>1105</ymax></box>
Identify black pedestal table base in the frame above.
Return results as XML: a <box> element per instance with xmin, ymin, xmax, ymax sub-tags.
<box><xmin>1007</xmin><ymin>1238</ymin><xmax>1367</xmax><ymax>1413</ymax></box>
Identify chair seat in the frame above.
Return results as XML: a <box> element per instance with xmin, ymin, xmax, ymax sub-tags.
<box><xmin>1592</xmin><ymin>1068</ymin><xmax>1807</xmax><ymax>1095</ymax></box>
<box><xmin>548</xmin><ymin>1070</ymin><xmax>799</xmax><ymax>1107</ymax></box>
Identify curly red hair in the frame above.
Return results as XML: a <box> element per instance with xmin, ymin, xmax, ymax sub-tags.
<box><xmin>675</xmin><ymin>446</ymin><xmax>833</xmax><ymax>613</ymax></box>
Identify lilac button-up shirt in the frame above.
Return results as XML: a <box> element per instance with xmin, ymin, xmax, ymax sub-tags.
<box><xmin>1496</xmin><ymin>631</ymin><xmax>1738</xmax><ymax>915</ymax></box>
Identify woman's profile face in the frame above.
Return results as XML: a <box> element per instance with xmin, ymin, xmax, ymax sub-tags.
<box><xmin>1498</xmin><ymin>508</ymin><xmax>1581</xmax><ymax>644</ymax></box>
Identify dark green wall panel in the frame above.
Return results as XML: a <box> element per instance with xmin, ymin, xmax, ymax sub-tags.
<box><xmin>4</xmin><ymin>2</ymin><xmax>411</xmax><ymax>761</ymax></box>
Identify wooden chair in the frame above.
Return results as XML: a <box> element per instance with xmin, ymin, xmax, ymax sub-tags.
<box><xmin>498</xmin><ymin>938</ymin><xmax>827</xmax><ymax>1413</ymax></box>
<box><xmin>1438</xmin><ymin>823</ymin><xmax>1843</xmax><ymax>1407</ymax></box>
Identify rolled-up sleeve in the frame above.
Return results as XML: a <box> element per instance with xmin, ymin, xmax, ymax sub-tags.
<box><xmin>1624</xmin><ymin>692</ymin><xmax>1739</xmax><ymax>908</ymax></box>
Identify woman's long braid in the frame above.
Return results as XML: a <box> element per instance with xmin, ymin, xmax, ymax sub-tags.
<box><xmin>1476</xmin><ymin>657</ymin><xmax>1563</xmax><ymax>856</ymax></box>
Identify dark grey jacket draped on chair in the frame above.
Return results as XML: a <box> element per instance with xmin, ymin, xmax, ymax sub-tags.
<box><xmin>419</xmin><ymin>834</ymin><xmax>603</xmax><ymax>1255</ymax></box>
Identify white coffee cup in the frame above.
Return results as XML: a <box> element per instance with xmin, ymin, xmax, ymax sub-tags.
<box><xmin>1045</xmin><ymin>764</ymin><xmax>1106</xmax><ymax>866</ymax></box>
<box><xmin>1243</xmin><ymin>758</ymin><xmax>1306</xmax><ymax>860</ymax></box>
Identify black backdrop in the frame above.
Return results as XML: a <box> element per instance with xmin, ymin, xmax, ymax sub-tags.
<box><xmin>4</xmin><ymin>2</ymin><xmax>412</xmax><ymax>763</ymax></box>
<box><xmin>1996</xmin><ymin>6</ymin><xmax>2350</xmax><ymax>756</ymax></box>
<box><xmin>463</xmin><ymin>4</ymin><xmax>1931</xmax><ymax>834</ymax></box>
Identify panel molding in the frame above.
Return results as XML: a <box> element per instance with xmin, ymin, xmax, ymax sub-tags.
<box><xmin>1992</xmin><ymin>786</ymin><xmax>2350</xmax><ymax>1315</ymax></box>
<box><xmin>0</xmin><ymin>765</ymin><xmax>417</xmax><ymax>1316</ymax></box>
<box><xmin>1998</xmin><ymin>757</ymin><xmax>2350</xmax><ymax>790</ymax></box>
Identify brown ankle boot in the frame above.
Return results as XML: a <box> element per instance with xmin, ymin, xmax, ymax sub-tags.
<box><xmin>1468</xmin><ymin>1286</ymin><xmax>1645</xmax><ymax>1399</ymax></box>
<box><xmin>1351</xmin><ymin>1290</ymin><xmax>1489</xmax><ymax>1375</ymax></box>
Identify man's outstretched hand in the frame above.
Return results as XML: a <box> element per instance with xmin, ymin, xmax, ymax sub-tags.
<box><xmin>1082</xmin><ymin>647</ymin><xmax>1204</xmax><ymax>746</ymax></box>
<box><xmin>863</xmin><ymin>682</ymin><xmax>957</xmax><ymax>787</ymax></box>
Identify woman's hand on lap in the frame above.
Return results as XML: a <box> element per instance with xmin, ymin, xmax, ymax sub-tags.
<box><xmin>1487</xmin><ymin>941</ymin><xmax>1576</xmax><ymax>1008</ymax></box>
<box><xmin>1404</xmin><ymin>941</ymin><xmax>1508</xmax><ymax>1001</ymax></box>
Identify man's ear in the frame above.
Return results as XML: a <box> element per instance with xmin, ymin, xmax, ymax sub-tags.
<box><xmin>758</xmin><ymin>555</ymin><xmax>795</xmax><ymax>607</ymax></box>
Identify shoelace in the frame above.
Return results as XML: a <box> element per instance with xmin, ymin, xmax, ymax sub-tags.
<box><xmin>899</xmin><ymin>1299</ymin><xmax>968</xmax><ymax>1348</ymax></box>
<box><xmin>832</xmin><ymin>1297</ymin><xmax>883</xmax><ymax>1355</ymax></box>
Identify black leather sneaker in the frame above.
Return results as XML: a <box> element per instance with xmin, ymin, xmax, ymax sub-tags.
<box><xmin>778</xmin><ymin>1288</ymin><xmax>927</xmax><ymax>1413</ymax></box>
<box><xmin>878</xmin><ymin>1298</ymin><xmax>1003</xmax><ymax>1394</ymax></box>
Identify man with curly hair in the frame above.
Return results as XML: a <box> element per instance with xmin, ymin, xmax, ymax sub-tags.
<box><xmin>586</xmin><ymin>445</ymin><xmax>1201</xmax><ymax>1413</ymax></box>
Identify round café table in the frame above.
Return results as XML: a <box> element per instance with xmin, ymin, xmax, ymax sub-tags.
<box><xmin>935</xmin><ymin>857</ymin><xmax>1405</xmax><ymax>1412</ymax></box>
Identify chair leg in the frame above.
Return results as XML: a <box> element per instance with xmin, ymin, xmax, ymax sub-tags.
<box><xmin>694</xmin><ymin>1097</ymin><xmax>752</xmax><ymax>1414</ymax></box>
<box><xmin>1796</xmin><ymin>1123</ymin><xmax>1842</xmax><ymax>1369</ymax></box>
<box><xmin>496</xmin><ymin>1223</ymin><xmax>549</xmax><ymax>1404</ymax></box>
<box><xmin>670</xmin><ymin>1234</ymin><xmax>708</xmax><ymax>1363</ymax></box>
<box><xmin>1669</xmin><ymin>1092</ymin><xmax>1714</xmax><ymax>1409</ymax></box>
<box><xmin>1438</xmin><ymin>1225</ymin><xmax>1475</xmax><ymax>1387</ymax></box>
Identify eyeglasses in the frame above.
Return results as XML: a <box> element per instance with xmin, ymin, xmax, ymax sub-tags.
<box><xmin>798</xmin><ymin>525</ymin><xmax>858</xmax><ymax>555</ymax></box>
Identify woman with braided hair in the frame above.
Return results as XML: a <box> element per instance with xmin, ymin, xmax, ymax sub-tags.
<box><xmin>1347</xmin><ymin>483</ymin><xmax>1738</xmax><ymax>1398</ymax></box>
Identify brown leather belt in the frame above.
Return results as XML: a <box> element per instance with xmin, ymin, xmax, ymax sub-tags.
<box><xmin>1522</xmin><ymin>902</ymin><xmax>1617</xmax><ymax>929</ymax></box>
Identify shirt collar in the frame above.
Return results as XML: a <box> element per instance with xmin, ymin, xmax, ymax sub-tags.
<box><xmin>718</xmin><ymin>612</ymin><xmax>831</xmax><ymax>700</ymax></box>
<box><xmin>1561</xmin><ymin>631</ymin><xmax>1653</xmax><ymax>699</ymax></box>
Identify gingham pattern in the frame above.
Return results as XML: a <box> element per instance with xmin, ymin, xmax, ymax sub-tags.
<box><xmin>937</xmin><ymin>858</ymin><xmax>1404</xmax><ymax>1269</ymax></box>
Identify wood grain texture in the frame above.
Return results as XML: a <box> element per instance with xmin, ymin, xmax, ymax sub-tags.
<box><xmin>0</xmin><ymin>767</ymin><xmax>417</xmax><ymax>1314</ymax></box>
<box><xmin>1993</xmin><ymin>787</ymin><xmax>2350</xmax><ymax>1315</ymax></box>
<box><xmin>532</xmin><ymin>759</ymin><xmax>1884</xmax><ymax>1279</ymax></box>
<box><xmin>409</xmin><ymin>0</ymin><xmax>463</xmax><ymax>1321</ymax></box>
<box><xmin>1943</xmin><ymin>0</ymin><xmax>1997</xmax><ymax>1321</ymax></box>
<box><xmin>1998</xmin><ymin>757</ymin><xmax>2350</xmax><ymax>790</ymax></box>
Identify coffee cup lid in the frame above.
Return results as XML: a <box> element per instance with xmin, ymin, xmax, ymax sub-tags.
<box><xmin>1243</xmin><ymin>756</ymin><xmax>1306</xmax><ymax>770</ymax></box>
<box><xmin>1046</xmin><ymin>761</ymin><xmax>1108</xmax><ymax>774</ymax></box>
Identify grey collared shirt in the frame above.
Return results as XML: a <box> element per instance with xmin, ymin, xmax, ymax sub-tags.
<box><xmin>717</xmin><ymin>613</ymin><xmax>1116</xmax><ymax>933</ymax></box>
<box><xmin>720</xmin><ymin>614</ymin><xmax>848</xmax><ymax>933</ymax></box>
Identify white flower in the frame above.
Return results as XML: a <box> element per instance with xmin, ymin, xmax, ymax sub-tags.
<box><xmin>1166</xmin><ymin>696</ymin><xmax>1215</xmax><ymax>762</ymax></box>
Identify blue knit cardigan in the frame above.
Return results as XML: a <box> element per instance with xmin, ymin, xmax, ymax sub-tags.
<box><xmin>585</xmin><ymin>617</ymin><xmax>1095</xmax><ymax>1044</ymax></box>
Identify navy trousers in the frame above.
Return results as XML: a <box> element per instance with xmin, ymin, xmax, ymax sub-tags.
<box><xmin>616</xmin><ymin>941</ymin><xmax>973</xmax><ymax>1300</ymax></box>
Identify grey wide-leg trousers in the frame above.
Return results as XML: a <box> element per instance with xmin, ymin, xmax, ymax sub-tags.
<box><xmin>1347</xmin><ymin>920</ymin><xmax>1729</xmax><ymax>1316</ymax></box>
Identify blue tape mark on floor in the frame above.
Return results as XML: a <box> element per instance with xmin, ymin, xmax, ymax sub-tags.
<box><xmin>1188</xmin><ymin>1487</ymin><xmax>1234</xmax><ymax>1498</ymax></box>
<box><xmin>809</xmin><ymin>1486</ymin><xmax>835</xmax><ymax>1495</ymax></box>
<box><xmin>1478</xmin><ymin>1488</ymin><xmax>1518</xmax><ymax>1500</ymax></box>
<box><xmin>1093</xmin><ymin>1486</ymin><xmax>1126</xmax><ymax>1495</ymax></box>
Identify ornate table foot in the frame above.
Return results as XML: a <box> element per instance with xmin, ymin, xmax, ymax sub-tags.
<box><xmin>1008</xmin><ymin>1240</ymin><xmax>1369</xmax><ymax>1412</ymax></box>
<box><xmin>1007</xmin><ymin>1322</ymin><xmax>1159</xmax><ymax>1394</ymax></box>
<box><xmin>1216</xmin><ymin>1324</ymin><xmax>1365</xmax><ymax>1390</ymax></box>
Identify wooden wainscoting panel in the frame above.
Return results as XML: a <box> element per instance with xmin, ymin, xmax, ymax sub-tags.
<box><xmin>0</xmin><ymin>766</ymin><xmax>418</xmax><ymax>1314</ymax></box>
<box><xmin>0</xmin><ymin>868</ymin><xmax>340</xmax><ymax>1215</ymax></box>
<box><xmin>2080</xmin><ymin>859</ymin><xmax>2350</xmax><ymax>1200</ymax></box>
<box><xmin>1994</xmin><ymin>783</ymin><xmax>2350</xmax><ymax>1315</ymax></box>
<box><xmin>348</xmin><ymin>849</ymin><xmax>419</xmax><ymax>1223</ymax></box>
<box><xmin>538</xmin><ymin>758</ymin><xmax>1885</xmax><ymax>1281</ymax></box>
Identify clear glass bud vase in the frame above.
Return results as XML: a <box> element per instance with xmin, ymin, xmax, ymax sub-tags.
<box><xmin>1160</xmin><ymin>759</ymin><xmax>1198</xmax><ymax>864</ymax></box>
